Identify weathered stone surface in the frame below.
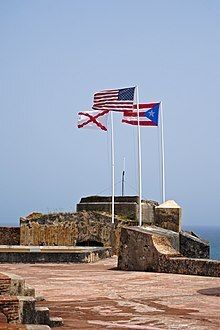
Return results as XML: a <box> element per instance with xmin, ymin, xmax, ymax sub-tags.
<box><xmin>142</xmin><ymin>225</ymin><xmax>179</xmax><ymax>251</ymax></box>
<box><xmin>165</xmin><ymin>257</ymin><xmax>220</xmax><ymax>276</ymax></box>
<box><xmin>180</xmin><ymin>230</ymin><xmax>210</xmax><ymax>258</ymax></box>
<box><xmin>0</xmin><ymin>227</ymin><xmax>20</xmax><ymax>245</ymax></box>
<box><xmin>155</xmin><ymin>200</ymin><xmax>182</xmax><ymax>232</ymax></box>
<box><xmin>77</xmin><ymin>195</ymin><xmax>159</xmax><ymax>223</ymax></box>
<box><xmin>118</xmin><ymin>226</ymin><xmax>180</xmax><ymax>272</ymax></box>
<box><xmin>80</xmin><ymin>195</ymin><xmax>140</xmax><ymax>203</ymax></box>
<box><xmin>20</xmin><ymin>211</ymin><xmax>136</xmax><ymax>254</ymax></box>
<box><xmin>118</xmin><ymin>226</ymin><xmax>220</xmax><ymax>277</ymax></box>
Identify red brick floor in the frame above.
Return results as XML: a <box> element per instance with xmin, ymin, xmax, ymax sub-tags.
<box><xmin>0</xmin><ymin>257</ymin><xmax>220</xmax><ymax>329</ymax></box>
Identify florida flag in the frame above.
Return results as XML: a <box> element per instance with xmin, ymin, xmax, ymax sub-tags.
<box><xmin>122</xmin><ymin>103</ymin><xmax>160</xmax><ymax>126</ymax></box>
<box><xmin>77</xmin><ymin>109</ymin><xmax>109</xmax><ymax>131</ymax></box>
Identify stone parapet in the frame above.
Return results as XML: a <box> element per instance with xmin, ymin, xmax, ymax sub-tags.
<box><xmin>118</xmin><ymin>226</ymin><xmax>219</xmax><ymax>277</ymax></box>
<box><xmin>77</xmin><ymin>195</ymin><xmax>158</xmax><ymax>223</ymax></box>
<box><xmin>180</xmin><ymin>230</ymin><xmax>209</xmax><ymax>259</ymax></box>
<box><xmin>165</xmin><ymin>257</ymin><xmax>220</xmax><ymax>277</ymax></box>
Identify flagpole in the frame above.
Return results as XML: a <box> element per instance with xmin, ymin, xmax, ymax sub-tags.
<box><xmin>136</xmin><ymin>86</ymin><xmax>142</xmax><ymax>226</ymax></box>
<box><xmin>110</xmin><ymin>111</ymin><xmax>115</xmax><ymax>224</ymax></box>
<box><xmin>160</xmin><ymin>101</ymin><xmax>166</xmax><ymax>203</ymax></box>
<box><xmin>122</xmin><ymin>157</ymin><xmax>125</xmax><ymax>196</ymax></box>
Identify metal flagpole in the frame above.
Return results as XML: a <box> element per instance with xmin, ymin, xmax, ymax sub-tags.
<box><xmin>160</xmin><ymin>101</ymin><xmax>166</xmax><ymax>203</ymax></box>
<box><xmin>122</xmin><ymin>157</ymin><xmax>125</xmax><ymax>196</ymax></box>
<box><xmin>136</xmin><ymin>86</ymin><xmax>142</xmax><ymax>226</ymax></box>
<box><xmin>110</xmin><ymin>111</ymin><xmax>115</xmax><ymax>224</ymax></box>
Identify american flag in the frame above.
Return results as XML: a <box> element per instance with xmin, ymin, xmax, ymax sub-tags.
<box><xmin>93</xmin><ymin>87</ymin><xmax>135</xmax><ymax>112</ymax></box>
<box><xmin>122</xmin><ymin>103</ymin><xmax>160</xmax><ymax>126</ymax></box>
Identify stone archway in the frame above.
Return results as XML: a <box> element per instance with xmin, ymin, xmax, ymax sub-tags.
<box><xmin>75</xmin><ymin>240</ymin><xmax>104</xmax><ymax>247</ymax></box>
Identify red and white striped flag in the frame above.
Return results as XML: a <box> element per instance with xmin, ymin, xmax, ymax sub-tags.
<box><xmin>93</xmin><ymin>87</ymin><xmax>135</xmax><ymax>112</ymax></box>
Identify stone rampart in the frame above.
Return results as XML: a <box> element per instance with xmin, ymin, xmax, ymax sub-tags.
<box><xmin>118</xmin><ymin>226</ymin><xmax>219</xmax><ymax>277</ymax></box>
<box><xmin>0</xmin><ymin>227</ymin><xmax>20</xmax><ymax>245</ymax></box>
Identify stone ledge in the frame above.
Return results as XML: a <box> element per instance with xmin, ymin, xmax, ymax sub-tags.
<box><xmin>0</xmin><ymin>246</ymin><xmax>112</xmax><ymax>263</ymax></box>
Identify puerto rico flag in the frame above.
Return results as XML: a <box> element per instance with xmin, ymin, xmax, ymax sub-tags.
<box><xmin>122</xmin><ymin>103</ymin><xmax>160</xmax><ymax>126</ymax></box>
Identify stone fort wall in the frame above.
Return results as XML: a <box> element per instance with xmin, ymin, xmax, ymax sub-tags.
<box><xmin>20</xmin><ymin>211</ymin><xmax>136</xmax><ymax>254</ymax></box>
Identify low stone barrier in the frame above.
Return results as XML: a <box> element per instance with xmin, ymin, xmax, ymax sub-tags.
<box><xmin>0</xmin><ymin>246</ymin><xmax>112</xmax><ymax>263</ymax></box>
<box><xmin>118</xmin><ymin>226</ymin><xmax>219</xmax><ymax>277</ymax></box>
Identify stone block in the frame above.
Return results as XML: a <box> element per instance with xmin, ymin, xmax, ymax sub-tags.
<box><xmin>18</xmin><ymin>296</ymin><xmax>36</xmax><ymax>324</ymax></box>
<box><xmin>49</xmin><ymin>317</ymin><xmax>63</xmax><ymax>327</ymax></box>
<box><xmin>35</xmin><ymin>307</ymin><xmax>50</xmax><ymax>325</ymax></box>
<box><xmin>155</xmin><ymin>200</ymin><xmax>181</xmax><ymax>232</ymax></box>
<box><xmin>141</xmin><ymin>201</ymin><xmax>159</xmax><ymax>224</ymax></box>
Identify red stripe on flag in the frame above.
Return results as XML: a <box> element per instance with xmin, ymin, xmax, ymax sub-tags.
<box><xmin>133</xmin><ymin>103</ymin><xmax>159</xmax><ymax>109</ymax></box>
<box><xmin>122</xmin><ymin>119</ymin><xmax>157</xmax><ymax>126</ymax></box>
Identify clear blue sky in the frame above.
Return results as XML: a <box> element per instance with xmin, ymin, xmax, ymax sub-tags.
<box><xmin>0</xmin><ymin>0</ymin><xmax>219</xmax><ymax>227</ymax></box>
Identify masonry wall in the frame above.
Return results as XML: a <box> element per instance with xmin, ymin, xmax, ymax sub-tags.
<box><xmin>20</xmin><ymin>211</ymin><xmax>136</xmax><ymax>254</ymax></box>
<box><xmin>0</xmin><ymin>273</ymin><xmax>19</xmax><ymax>323</ymax></box>
<box><xmin>77</xmin><ymin>196</ymin><xmax>158</xmax><ymax>223</ymax></box>
<box><xmin>0</xmin><ymin>227</ymin><xmax>20</xmax><ymax>245</ymax></box>
<box><xmin>118</xmin><ymin>227</ymin><xmax>219</xmax><ymax>277</ymax></box>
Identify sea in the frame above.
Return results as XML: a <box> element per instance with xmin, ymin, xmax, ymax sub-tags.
<box><xmin>184</xmin><ymin>226</ymin><xmax>220</xmax><ymax>260</ymax></box>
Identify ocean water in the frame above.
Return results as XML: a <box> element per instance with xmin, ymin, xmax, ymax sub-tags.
<box><xmin>184</xmin><ymin>226</ymin><xmax>220</xmax><ymax>260</ymax></box>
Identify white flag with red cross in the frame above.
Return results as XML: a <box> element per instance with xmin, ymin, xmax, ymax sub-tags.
<box><xmin>77</xmin><ymin>109</ymin><xmax>109</xmax><ymax>131</ymax></box>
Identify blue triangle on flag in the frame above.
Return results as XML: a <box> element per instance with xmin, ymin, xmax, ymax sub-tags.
<box><xmin>145</xmin><ymin>103</ymin><xmax>160</xmax><ymax>125</ymax></box>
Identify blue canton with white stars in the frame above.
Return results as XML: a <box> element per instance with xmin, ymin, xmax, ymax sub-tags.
<box><xmin>118</xmin><ymin>87</ymin><xmax>135</xmax><ymax>100</ymax></box>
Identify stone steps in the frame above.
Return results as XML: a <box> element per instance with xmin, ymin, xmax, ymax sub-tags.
<box><xmin>18</xmin><ymin>296</ymin><xmax>63</xmax><ymax>327</ymax></box>
<box><xmin>0</xmin><ymin>272</ymin><xmax>36</xmax><ymax>297</ymax></box>
<box><xmin>48</xmin><ymin>317</ymin><xmax>63</xmax><ymax>327</ymax></box>
<box><xmin>35</xmin><ymin>307</ymin><xmax>49</xmax><ymax>325</ymax></box>
<box><xmin>0</xmin><ymin>272</ymin><xmax>63</xmax><ymax>328</ymax></box>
